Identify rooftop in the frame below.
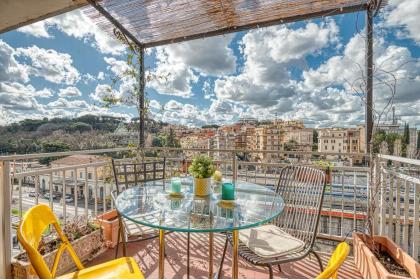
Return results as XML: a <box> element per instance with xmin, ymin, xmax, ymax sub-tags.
<box><xmin>50</xmin><ymin>154</ymin><xmax>107</xmax><ymax>166</ymax></box>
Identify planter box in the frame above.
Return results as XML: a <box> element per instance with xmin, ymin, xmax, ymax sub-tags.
<box><xmin>12</xmin><ymin>229</ymin><xmax>106</xmax><ymax>279</ymax></box>
<box><xmin>94</xmin><ymin>210</ymin><xmax>120</xmax><ymax>248</ymax></box>
<box><xmin>353</xmin><ymin>232</ymin><xmax>420</xmax><ymax>279</ymax></box>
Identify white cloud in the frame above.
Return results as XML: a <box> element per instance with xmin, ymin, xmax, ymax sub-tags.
<box><xmin>148</xmin><ymin>48</ymin><xmax>198</xmax><ymax>98</ymax></box>
<box><xmin>0</xmin><ymin>82</ymin><xmax>42</xmax><ymax>111</ymax></box>
<box><xmin>148</xmin><ymin>99</ymin><xmax>162</xmax><ymax>110</ymax></box>
<box><xmin>0</xmin><ymin>40</ymin><xmax>29</xmax><ymax>82</ymax></box>
<box><xmin>82</xmin><ymin>73</ymin><xmax>96</xmax><ymax>84</ymax></box>
<box><xmin>214</xmin><ymin>21</ymin><xmax>338</xmax><ymax>108</ymax></box>
<box><xmin>16</xmin><ymin>45</ymin><xmax>80</xmax><ymax>84</ymax></box>
<box><xmin>36</xmin><ymin>88</ymin><xmax>54</xmax><ymax>98</ymax></box>
<box><xmin>203</xmin><ymin>80</ymin><xmax>214</xmax><ymax>100</ymax></box>
<box><xmin>16</xmin><ymin>10</ymin><xmax>125</xmax><ymax>55</ymax></box>
<box><xmin>97</xmin><ymin>71</ymin><xmax>105</xmax><ymax>80</ymax></box>
<box><xmin>148</xmin><ymin>35</ymin><xmax>237</xmax><ymax>98</ymax></box>
<box><xmin>160</xmin><ymin>35</ymin><xmax>237</xmax><ymax>76</ymax></box>
<box><xmin>385</xmin><ymin>0</ymin><xmax>420</xmax><ymax>43</ymax></box>
<box><xmin>90</xmin><ymin>84</ymin><xmax>111</xmax><ymax>102</ymax></box>
<box><xmin>17</xmin><ymin>21</ymin><xmax>52</xmax><ymax>38</ymax></box>
<box><xmin>58</xmin><ymin>86</ymin><xmax>82</xmax><ymax>98</ymax></box>
<box><xmin>104</xmin><ymin>57</ymin><xmax>130</xmax><ymax>76</ymax></box>
<box><xmin>47</xmin><ymin>97</ymin><xmax>88</xmax><ymax>110</ymax></box>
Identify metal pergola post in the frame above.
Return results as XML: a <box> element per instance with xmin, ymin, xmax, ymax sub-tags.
<box><xmin>139</xmin><ymin>47</ymin><xmax>145</xmax><ymax>148</ymax></box>
<box><xmin>87</xmin><ymin>0</ymin><xmax>146</xmax><ymax>148</ymax></box>
<box><xmin>365</xmin><ymin>6</ymin><xmax>374</xmax><ymax>154</ymax></box>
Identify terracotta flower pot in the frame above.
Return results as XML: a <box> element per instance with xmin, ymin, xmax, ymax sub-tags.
<box><xmin>353</xmin><ymin>232</ymin><xmax>420</xmax><ymax>279</ymax></box>
<box><xmin>94</xmin><ymin>210</ymin><xmax>120</xmax><ymax>248</ymax></box>
<box><xmin>194</xmin><ymin>177</ymin><xmax>212</xmax><ymax>196</ymax></box>
<box><xmin>12</xmin><ymin>229</ymin><xmax>105</xmax><ymax>279</ymax></box>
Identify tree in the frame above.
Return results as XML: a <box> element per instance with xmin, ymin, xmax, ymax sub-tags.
<box><xmin>372</xmin><ymin>130</ymin><xmax>386</xmax><ymax>153</ymax></box>
<box><xmin>39</xmin><ymin>141</ymin><xmax>70</xmax><ymax>165</ymax></box>
<box><xmin>403</xmin><ymin>123</ymin><xmax>410</xmax><ymax>145</ymax></box>
<box><xmin>67</xmin><ymin>122</ymin><xmax>93</xmax><ymax>133</ymax></box>
<box><xmin>417</xmin><ymin>131</ymin><xmax>420</xmax><ymax>150</ymax></box>
<box><xmin>312</xmin><ymin>130</ymin><xmax>318</xmax><ymax>151</ymax></box>
<box><xmin>166</xmin><ymin>128</ymin><xmax>180</xmax><ymax>148</ymax></box>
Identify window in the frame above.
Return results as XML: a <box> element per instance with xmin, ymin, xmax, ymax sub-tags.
<box><xmin>338</xmin><ymin>143</ymin><xmax>341</xmax><ymax>146</ymax></box>
<box><xmin>70</xmin><ymin>171</ymin><xmax>74</xmax><ymax>178</ymax></box>
<box><xmin>325</xmin><ymin>146</ymin><xmax>328</xmax><ymax>150</ymax></box>
<box><xmin>331</xmin><ymin>145</ymin><xmax>334</xmax><ymax>150</ymax></box>
<box><xmin>88</xmin><ymin>173</ymin><xmax>92</xmax><ymax>180</ymax></box>
<box><xmin>79</xmin><ymin>172</ymin><xmax>83</xmax><ymax>179</ymax></box>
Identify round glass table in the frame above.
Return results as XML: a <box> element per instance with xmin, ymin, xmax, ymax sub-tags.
<box><xmin>115</xmin><ymin>177</ymin><xmax>284</xmax><ymax>279</ymax></box>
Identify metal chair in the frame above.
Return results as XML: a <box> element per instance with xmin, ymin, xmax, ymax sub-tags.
<box><xmin>218</xmin><ymin>165</ymin><xmax>327</xmax><ymax>279</ymax></box>
<box><xmin>17</xmin><ymin>204</ymin><xmax>144</xmax><ymax>279</ymax></box>
<box><xmin>315</xmin><ymin>242</ymin><xmax>350</xmax><ymax>279</ymax></box>
<box><xmin>111</xmin><ymin>158</ymin><xmax>166</xmax><ymax>258</ymax></box>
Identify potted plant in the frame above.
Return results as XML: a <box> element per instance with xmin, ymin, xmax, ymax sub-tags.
<box><xmin>352</xmin><ymin>155</ymin><xmax>420</xmax><ymax>279</ymax></box>
<box><xmin>12</xmin><ymin>217</ymin><xmax>106</xmax><ymax>279</ymax></box>
<box><xmin>94</xmin><ymin>210</ymin><xmax>119</xmax><ymax>248</ymax></box>
<box><xmin>188</xmin><ymin>155</ymin><xmax>215</xmax><ymax>196</ymax></box>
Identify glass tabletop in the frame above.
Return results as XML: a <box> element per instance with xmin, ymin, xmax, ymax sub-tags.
<box><xmin>115</xmin><ymin>177</ymin><xmax>284</xmax><ymax>233</ymax></box>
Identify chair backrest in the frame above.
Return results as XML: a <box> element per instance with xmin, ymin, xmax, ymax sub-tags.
<box><xmin>112</xmin><ymin>158</ymin><xmax>166</xmax><ymax>194</ymax></box>
<box><xmin>274</xmin><ymin>165</ymin><xmax>327</xmax><ymax>249</ymax></box>
<box><xmin>17</xmin><ymin>204</ymin><xmax>84</xmax><ymax>279</ymax></box>
<box><xmin>315</xmin><ymin>242</ymin><xmax>350</xmax><ymax>279</ymax></box>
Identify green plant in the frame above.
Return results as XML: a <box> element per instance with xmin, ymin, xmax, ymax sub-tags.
<box><xmin>314</xmin><ymin>160</ymin><xmax>334</xmax><ymax>169</ymax></box>
<box><xmin>188</xmin><ymin>155</ymin><xmax>215</xmax><ymax>179</ymax></box>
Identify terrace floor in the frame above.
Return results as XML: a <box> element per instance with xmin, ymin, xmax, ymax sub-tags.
<box><xmin>88</xmin><ymin>233</ymin><xmax>363</xmax><ymax>278</ymax></box>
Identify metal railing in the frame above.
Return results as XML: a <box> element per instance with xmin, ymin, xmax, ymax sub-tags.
<box><xmin>375</xmin><ymin>154</ymin><xmax>420</xmax><ymax>261</ymax></box>
<box><xmin>0</xmin><ymin>147</ymin><xmax>418</xmax><ymax>278</ymax></box>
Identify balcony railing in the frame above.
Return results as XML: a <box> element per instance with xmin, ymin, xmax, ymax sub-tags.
<box><xmin>0</xmin><ymin>147</ymin><xmax>419</xmax><ymax>278</ymax></box>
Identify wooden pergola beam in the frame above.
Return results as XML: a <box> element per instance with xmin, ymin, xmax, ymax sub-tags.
<box><xmin>143</xmin><ymin>3</ymin><xmax>367</xmax><ymax>48</ymax></box>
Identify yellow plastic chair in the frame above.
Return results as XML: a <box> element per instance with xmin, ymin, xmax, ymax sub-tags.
<box><xmin>17</xmin><ymin>204</ymin><xmax>145</xmax><ymax>279</ymax></box>
<box><xmin>315</xmin><ymin>242</ymin><xmax>350</xmax><ymax>279</ymax></box>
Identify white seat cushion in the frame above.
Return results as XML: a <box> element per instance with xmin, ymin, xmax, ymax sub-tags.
<box><xmin>239</xmin><ymin>224</ymin><xmax>305</xmax><ymax>258</ymax></box>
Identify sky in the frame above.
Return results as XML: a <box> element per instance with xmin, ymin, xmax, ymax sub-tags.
<box><xmin>0</xmin><ymin>0</ymin><xmax>419</xmax><ymax>128</ymax></box>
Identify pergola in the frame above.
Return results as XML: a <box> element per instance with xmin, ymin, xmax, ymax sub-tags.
<box><xmin>0</xmin><ymin>0</ymin><xmax>384</xmax><ymax>151</ymax></box>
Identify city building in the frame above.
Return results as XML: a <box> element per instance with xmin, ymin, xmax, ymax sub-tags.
<box><xmin>40</xmin><ymin>155</ymin><xmax>110</xmax><ymax>200</ymax></box>
<box><xmin>317</xmin><ymin>126</ymin><xmax>365</xmax><ymax>164</ymax></box>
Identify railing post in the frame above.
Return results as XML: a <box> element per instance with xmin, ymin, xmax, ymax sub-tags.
<box><xmin>0</xmin><ymin>161</ymin><xmax>12</xmax><ymax>279</ymax></box>
<box><xmin>232</xmin><ymin>152</ymin><xmax>237</xmax><ymax>181</ymax></box>
<box><xmin>371</xmin><ymin>156</ymin><xmax>380</xmax><ymax>235</ymax></box>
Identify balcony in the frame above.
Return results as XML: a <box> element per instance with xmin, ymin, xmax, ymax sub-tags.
<box><xmin>0</xmin><ymin>147</ymin><xmax>419</xmax><ymax>278</ymax></box>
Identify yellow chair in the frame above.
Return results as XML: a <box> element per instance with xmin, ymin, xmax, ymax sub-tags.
<box><xmin>315</xmin><ymin>242</ymin><xmax>350</xmax><ymax>279</ymax></box>
<box><xmin>17</xmin><ymin>204</ymin><xmax>145</xmax><ymax>279</ymax></box>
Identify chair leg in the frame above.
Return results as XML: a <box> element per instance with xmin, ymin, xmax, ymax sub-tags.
<box><xmin>115</xmin><ymin>224</ymin><xmax>121</xmax><ymax>259</ymax></box>
<box><xmin>311</xmin><ymin>250</ymin><xmax>324</xmax><ymax>271</ymax></box>
<box><xmin>217</xmin><ymin>235</ymin><xmax>229</xmax><ymax>279</ymax></box>
<box><xmin>187</xmin><ymin>232</ymin><xmax>190</xmax><ymax>278</ymax></box>
<box><xmin>268</xmin><ymin>265</ymin><xmax>274</xmax><ymax>279</ymax></box>
<box><xmin>122</xmin><ymin>233</ymin><xmax>127</xmax><ymax>257</ymax></box>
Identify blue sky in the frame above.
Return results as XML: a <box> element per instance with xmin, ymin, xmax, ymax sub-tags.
<box><xmin>0</xmin><ymin>0</ymin><xmax>419</xmax><ymax>128</ymax></box>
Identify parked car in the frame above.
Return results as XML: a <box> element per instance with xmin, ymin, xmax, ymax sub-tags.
<box><xmin>44</xmin><ymin>192</ymin><xmax>57</xmax><ymax>200</ymax></box>
<box><xmin>28</xmin><ymin>191</ymin><xmax>38</xmax><ymax>197</ymax></box>
<box><xmin>61</xmin><ymin>194</ymin><xmax>74</xmax><ymax>203</ymax></box>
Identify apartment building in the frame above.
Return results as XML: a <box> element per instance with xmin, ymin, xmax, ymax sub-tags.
<box><xmin>317</xmin><ymin>128</ymin><xmax>362</xmax><ymax>153</ymax></box>
<box><xmin>252</xmin><ymin>125</ymin><xmax>283</xmax><ymax>162</ymax></box>
<box><xmin>180</xmin><ymin>134</ymin><xmax>213</xmax><ymax>158</ymax></box>
<box><xmin>283</xmin><ymin>127</ymin><xmax>313</xmax><ymax>152</ymax></box>
<box><xmin>317</xmin><ymin>127</ymin><xmax>366</xmax><ymax>164</ymax></box>
<box><xmin>40</xmin><ymin>155</ymin><xmax>109</xmax><ymax>200</ymax></box>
